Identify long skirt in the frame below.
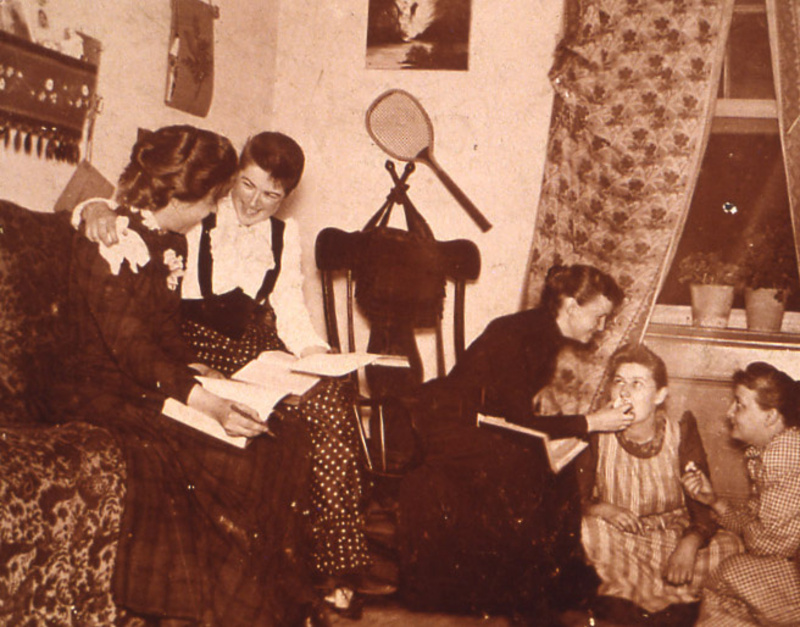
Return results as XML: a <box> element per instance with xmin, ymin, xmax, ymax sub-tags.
<box><xmin>64</xmin><ymin>389</ymin><xmax>315</xmax><ymax>626</ymax></box>
<box><xmin>697</xmin><ymin>553</ymin><xmax>800</xmax><ymax>626</ymax></box>
<box><xmin>395</xmin><ymin>382</ymin><xmax>599</xmax><ymax>616</ymax></box>
<box><xmin>183</xmin><ymin>313</ymin><xmax>371</xmax><ymax>579</ymax></box>
<box><xmin>582</xmin><ymin>512</ymin><xmax>744</xmax><ymax>612</ymax></box>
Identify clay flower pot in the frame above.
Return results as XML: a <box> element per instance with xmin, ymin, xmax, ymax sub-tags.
<box><xmin>690</xmin><ymin>284</ymin><xmax>734</xmax><ymax>328</ymax></box>
<box><xmin>744</xmin><ymin>287</ymin><xmax>786</xmax><ymax>332</ymax></box>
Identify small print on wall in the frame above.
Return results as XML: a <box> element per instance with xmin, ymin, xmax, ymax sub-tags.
<box><xmin>366</xmin><ymin>0</ymin><xmax>471</xmax><ymax>71</ymax></box>
<box><xmin>0</xmin><ymin>0</ymin><xmax>32</xmax><ymax>40</ymax></box>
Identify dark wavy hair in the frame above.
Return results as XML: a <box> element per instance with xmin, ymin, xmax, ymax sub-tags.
<box><xmin>609</xmin><ymin>343</ymin><xmax>668</xmax><ymax>390</ymax></box>
<box><xmin>733</xmin><ymin>362</ymin><xmax>800</xmax><ymax>428</ymax></box>
<box><xmin>239</xmin><ymin>132</ymin><xmax>305</xmax><ymax>195</ymax></box>
<box><xmin>116</xmin><ymin>125</ymin><xmax>237</xmax><ymax>210</ymax></box>
<box><xmin>541</xmin><ymin>264</ymin><xmax>624</xmax><ymax>318</ymax></box>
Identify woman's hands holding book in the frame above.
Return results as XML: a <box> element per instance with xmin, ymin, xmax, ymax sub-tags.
<box><xmin>187</xmin><ymin>384</ymin><xmax>271</xmax><ymax>438</ymax></box>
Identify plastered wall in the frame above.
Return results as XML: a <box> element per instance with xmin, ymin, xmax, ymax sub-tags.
<box><xmin>270</xmin><ymin>0</ymin><xmax>563</xmax><ymax>376</ymax></box>
<box><xmin>0</xmin><ymin>0</ymin><xmax>563</xmax><ymax>379</ymax></box>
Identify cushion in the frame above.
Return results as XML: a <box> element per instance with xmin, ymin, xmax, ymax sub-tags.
<box><xmin>0</xmin><ymin>200</ymin><xmax>74</xmax><ymax>424</ymax></box>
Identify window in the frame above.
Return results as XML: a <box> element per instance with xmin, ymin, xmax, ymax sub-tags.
<box><xmin>656</xmin><ymin>0</ymin><xmax>800</xmax><ymax>314</ymax></box>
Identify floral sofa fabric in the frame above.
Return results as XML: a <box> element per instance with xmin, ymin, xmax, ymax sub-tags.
<box><xmin>0</xmin><ymin>200</ymin><xmax>140</xmax><ymax>626</ymax></box>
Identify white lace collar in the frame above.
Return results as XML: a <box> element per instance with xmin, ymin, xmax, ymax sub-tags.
<box><xmin>208</xmin><ymin>195</ymin><xmax>275</xmax><ymax>298</ymax></box>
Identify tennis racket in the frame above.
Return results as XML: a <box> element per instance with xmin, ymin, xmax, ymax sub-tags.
<box><xmin>366</xmin><ymin>89</ymin><xmax>492</xmax><ymax>232</ymax></box>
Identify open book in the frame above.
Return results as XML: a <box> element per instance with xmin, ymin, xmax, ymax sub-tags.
<box><xmin>476</xmin><ymin>413</ymin><xmax>588</xmax><ymax>473</ymax></box>
<box><xmin>162</xmin><ymin>350</ymin><xmax>409</xmax><ymax>447</ymax></box>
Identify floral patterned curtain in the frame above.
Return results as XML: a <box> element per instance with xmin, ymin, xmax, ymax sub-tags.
<box><xmin>767</xmin><ymin>0</ymin><xmax>800</xmax><ymax>270</ymax></box>
<box><xmin>522</xmin><ymin>0</ymin><xmax>734</xmax><ymax>410</ymax></box>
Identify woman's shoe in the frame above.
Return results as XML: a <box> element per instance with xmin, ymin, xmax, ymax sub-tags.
<box><xmin>323</xmin><ymin>587</ymin><xmax>364</xmax><ymax>620</ymax></box>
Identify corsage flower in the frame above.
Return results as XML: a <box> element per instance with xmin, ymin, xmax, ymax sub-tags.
<box><xmin>163</xmin><ymin>249</ymin><xmax>185</xmax><ymax>291</ymax></box>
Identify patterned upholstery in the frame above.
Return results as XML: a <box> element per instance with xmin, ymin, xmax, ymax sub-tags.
<box><xmin>0</xmin><ymin>200</ymin><xmax>140</xmax><ymax>626</ymax></box>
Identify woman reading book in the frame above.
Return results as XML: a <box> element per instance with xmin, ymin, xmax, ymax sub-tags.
<box><xmin>578</xmin><ymin>344</ymin><xmax>743</xmax><ymax>625</ymax></box>
<box><xmin>394</xmin><ymin>263</ymin><xmax>634</xmax><ymax>622</ymax></box>
<box><xmin>57</xmin><ymin>125</ymin><xmax>320</xmax><ymax>626</ymax></box>
<box><xmin>74</xmin><ymin>132</ymin><xmax>374</xmax><ymax>616</ymax></box>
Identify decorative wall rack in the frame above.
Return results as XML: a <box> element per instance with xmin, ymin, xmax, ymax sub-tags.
<box><xmin>0</xmin><ymin>30</ymin><xmax>98</xmax><ymax>164</ymax></box>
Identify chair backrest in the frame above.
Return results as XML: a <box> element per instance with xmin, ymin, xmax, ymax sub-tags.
<box><xmin>315</xmin><ymin>226</ymin><xmax>481</xmax><ymax>388</ymax></box>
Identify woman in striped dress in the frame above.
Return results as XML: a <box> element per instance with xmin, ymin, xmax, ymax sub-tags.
<box><xmin>578</xmin><ymin>344</ymin><xmax>743</xmax><ymax>620</ymax></box>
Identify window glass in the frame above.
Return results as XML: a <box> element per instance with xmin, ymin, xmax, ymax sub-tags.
<box><xmin>658</xmin><ymin>133</ymin><xmax>800</xmax><ymax>311</ymax></box>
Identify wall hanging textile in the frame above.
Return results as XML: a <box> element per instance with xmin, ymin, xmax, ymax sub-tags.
<box><xmin>165</xmin><ymin>0</ymin><xmax>217</xmax><ymax>118</ymax></box>
<box><xmin>521</xmin><ymin>0</ymin><xmax>735</xmax><ymax>411</ymax></box>
<box><xmin>0</xmin><ymin>30</ymin><xmax>97</xmax><ymax>163</ymax></box>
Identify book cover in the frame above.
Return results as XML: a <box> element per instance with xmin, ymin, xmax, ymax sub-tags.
<box><xmin>476</xmin><ymin>413</ymin><xmax>588</xmax><ymax>473</ymax></box>
<box><xmin>162</xmin><ymin>397</ymin><xmax>250</xmax><ymax>448</ymax></box>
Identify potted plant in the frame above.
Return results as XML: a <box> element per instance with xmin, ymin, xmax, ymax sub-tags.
<box><xmin>678</xmin><ymin>251</ymin><xmax>742</xmax><ymax>328</ymax></box>
<box><xmin>741</xmin><ymin>227</ymin><xmax>798</xmax><ymax>332</ymax></box>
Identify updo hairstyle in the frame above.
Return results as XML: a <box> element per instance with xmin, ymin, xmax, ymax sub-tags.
<box><xmin>541</xmin><ymin>264</ymin><xmax>624</xmax><ymax>318</ymax></box>
<box><xmin>239</xmin><ymin>132</ymin><xmax>305</xmax><ymax>195</ymax></box>
<box><xmin>116</xmin><ymin>125</ymin><xmax>238</xmax><ymax>211</ymax></box>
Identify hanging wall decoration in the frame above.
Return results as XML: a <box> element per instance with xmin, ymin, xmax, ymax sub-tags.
<box><xmin>0</xmin><ymin>30</ymin><xmax>98</xmax><ymax>163</ymax></box>
<box><xmin>366</xmin><ymin>0</ymin><xmax>472</xmax><ymax>70</ymax></box>
<box><xmin>165</xmin><ymin>0</ymin><xmax>217</xmax><ymax>118</ymax></box>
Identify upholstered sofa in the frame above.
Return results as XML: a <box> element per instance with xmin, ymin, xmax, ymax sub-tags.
<box><xmin>0</xmin><ymin>200</ymin><xmax>143</xmax><ymax>626</ymax></box>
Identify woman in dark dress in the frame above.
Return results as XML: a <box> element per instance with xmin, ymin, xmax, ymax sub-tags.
<box><xmin>60</xmin><ymin>125</ymin><xmax>318</xmax><ymax>626</ymax></box>
<box><xmin>395</xmin><ymin>264</ymin><xmax>633</xmax><ymax>622</ymax></box>
<box><xmin>77</xmin><ymin>132</ymin><xmax>373</xmax><ymax>613</ymax></box>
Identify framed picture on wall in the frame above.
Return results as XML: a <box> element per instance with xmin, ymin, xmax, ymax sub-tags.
<box><xmin>366</xmin><ymin>0</ymin><xmax>471</xmax><ymax>71</ymax></box>
<box><xmin>0</xmin><ymin>0</ymin><xmax>32</xmax><ymax>40</ymax></box>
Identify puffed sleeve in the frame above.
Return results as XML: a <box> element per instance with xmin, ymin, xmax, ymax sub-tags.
<box><xmin>72</xmin><ymin>234</ymin><xmax>197</xmax><ymax>403</ymax></box>
<box><xmin>679</xmin><ymin>411</ymin><xmax>718</xmax><ymax>544</ymax></box>
<box><xmin>270</xmin><ymin>218</ymin><xmax>329</xmax><ymax>355</ymax></box>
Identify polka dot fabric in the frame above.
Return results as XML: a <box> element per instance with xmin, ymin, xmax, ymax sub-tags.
<box><xmin>182</xmin><ymin>309</ymin><xmax>371</xmax><ymax>577</ymax></box>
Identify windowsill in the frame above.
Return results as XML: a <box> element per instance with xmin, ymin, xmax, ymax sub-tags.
<box><xmin>645</xmin><ymin>305</ymin><xmax>800</xmax><ymax>382</ymax></box>
<box><xmin>650</xmin><ymin>304</ymin><xmax>800</xmax><ymax>338</ymax></box>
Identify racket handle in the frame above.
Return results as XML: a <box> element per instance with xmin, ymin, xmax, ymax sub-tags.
<box><xmin>421</xmin><ymin>153</ymin><xmax>492</xmax><ymax>232</ymax></box>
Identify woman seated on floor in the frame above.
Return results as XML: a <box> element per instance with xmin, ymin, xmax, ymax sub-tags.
<box><xmin>394</xmin><ymin>263</ymin><xmax>635</xmax><ymax>622</ymax></box>
<box><xmin>683</xmin><ymin>361</ymin><xmax>800</xmax><ymax>627</ymax></box>
<box><xmin>578</xmin><ymin>344</ymin><xmax>743</xmax><ymax>625</ymax></box>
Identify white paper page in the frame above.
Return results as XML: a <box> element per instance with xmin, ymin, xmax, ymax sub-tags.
<box><xmin>290</xmin><ymin>352</ymin><xmax>380</xmax><ymax>377</ymax></box>
<box><xmin>162</xmin><ymin>398</ymin><xmax>248</xmax><ymax>448</ymax></box>
<box><xmin>233</xmin><ymin>352</ymin><xmax>319</xmax><ymax>397</ymax></box>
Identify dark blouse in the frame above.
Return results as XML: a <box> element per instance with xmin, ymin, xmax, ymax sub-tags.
<box><xmin>446</xmin><ymin>307</ymin><xmax>589</xmax><ymax>439</ymax></box>
<box><xmin>69</xmin><ymin>206</ymin><xmax>197</xmax><ymax>406</ymax></box>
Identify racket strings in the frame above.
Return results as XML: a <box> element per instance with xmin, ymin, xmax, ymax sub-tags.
<box><xmin>367</xmin><ymin>93</ymin><xmax>432</xmax><ymax>160</ymax></box>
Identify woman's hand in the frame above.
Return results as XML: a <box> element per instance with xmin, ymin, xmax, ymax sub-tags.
<box><xmin>586</xmin><ymin>502</ymin><xmax>643</xmax><ymax>534</ymax></box>
<box><xmin>186</xmin><ymin>385</ymin><xmax>271</xmax><ymax>438</ymax></box>
<box><xmin>189</xmin><ymin>363</ymin><xmax>226</xmax><ymax>380</ymax></box>
<box><xmin>84</xmin><ymin>202</ymin><xmax>121</xmax><ymax>246</ymax></box>
<box><xmin>664</xmin><ymin>534</ymin><xmax>701</xmax><ymax>585</ymax></box>
<box><xmin>681</xmin><ymin>468</ymin><xmax>717</xmax><ymax>506</ymax></box>
<box><xmin>586</xmin><ymin>401</ymin><xmax>634</xmax><ymax>432</ymax></box>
